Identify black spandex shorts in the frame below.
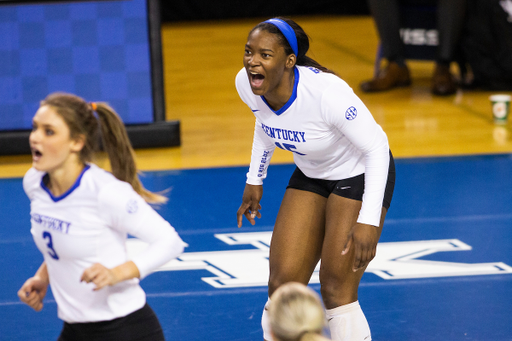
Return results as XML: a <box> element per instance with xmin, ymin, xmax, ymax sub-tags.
<box><xmin>287</xmin><ymin>150</ymin><xmax>396</xmax><ymax>210</ymax></box>
<box><xmin>57</xmin><ymin>303</ymin><xmax>165</xmax><ymax>341</ymax></box>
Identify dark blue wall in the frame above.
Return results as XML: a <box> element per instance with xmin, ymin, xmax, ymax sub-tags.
<box><xmin>160</xmin><ymin>0</ymin><xmax>370</xmax><ymax>22</ymax></box>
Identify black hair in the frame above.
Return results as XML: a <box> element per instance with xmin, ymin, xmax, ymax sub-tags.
<box><xmin>250</xmin><ymin>17</ymin><xmax>336</xmax><ymax>75</ymax></box>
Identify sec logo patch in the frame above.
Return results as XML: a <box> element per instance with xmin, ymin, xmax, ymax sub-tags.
<box><xmin>345</xmin><ymin>106</ymin><xmax>357</xmax><ymax>120</ymax></box>
<box><xmin>126</xmin><ymin>199</ymin><xmax>138</xmax><ymax>214</ymax></box>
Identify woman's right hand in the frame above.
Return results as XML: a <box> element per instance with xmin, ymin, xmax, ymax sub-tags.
<box><xmin>237</xmin><ymin>184</ymin><xmax>263</xmax><ymax>227</ymax></box>
<box><xmin>17</xmin><ymin>277</ymin><xmax>49</xmax><ymax>312</ymax></box>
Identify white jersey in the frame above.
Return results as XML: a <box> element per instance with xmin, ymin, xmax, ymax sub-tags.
<box><xmin>23</xmin><ymin>164</ymin><xmax>186</xmax><ymax>323</ymax></box>
<box><xmin>235</xmin><ymin>65</ymin><xmax>390</xmax><ymax>226</ymax></box>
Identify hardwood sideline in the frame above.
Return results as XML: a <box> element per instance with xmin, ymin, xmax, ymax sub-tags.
<box><xmin>1</xmin><ymin>16</ymin><xmax>511</xmax><ymax>178</ymax></box>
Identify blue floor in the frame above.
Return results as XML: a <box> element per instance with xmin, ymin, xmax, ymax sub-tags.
<box><xmin>1</xmin><ymin>154</ymin><xmax>511</xmax><ymax>340</ymax></box>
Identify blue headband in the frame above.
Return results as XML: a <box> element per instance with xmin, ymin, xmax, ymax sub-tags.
<box><xmin>264</xmin><ymin>18</ymin><xmax>298</xmax><ymax>56</ymax></box>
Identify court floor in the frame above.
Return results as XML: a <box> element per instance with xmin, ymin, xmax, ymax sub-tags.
<box><xmin>1</xmin><ymin>13</ymin><xmax>512</xmax><ymax>341</ymax></box>
<box><xmin>1</xmin><ymin>153</ymin><xmax>511</xmax><ymax>340</ymax></box>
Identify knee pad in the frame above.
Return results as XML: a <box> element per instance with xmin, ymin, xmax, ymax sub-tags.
<box><xmin>261</xmin><ymin>298</ymin><xmax>273</xmax><ymax>341</ymax></box>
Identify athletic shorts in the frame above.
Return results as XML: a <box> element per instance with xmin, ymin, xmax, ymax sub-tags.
<box><xmin>287</xmin><ymin>150</ymin><xmax>396</xmax><ymax>210</ymax></box>
<box><xmin>57</xmin><ymin>303</ymin><xmax>165</xmax><ymax>341</ymax></box>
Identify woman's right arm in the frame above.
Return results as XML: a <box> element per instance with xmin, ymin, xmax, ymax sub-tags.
<box><xmin>237</xmin><ymin>183</ymin><xmax>263</xmax><ymax>227</ymax></box>
<box><xmin>237</xmin><ymin>119</ymin><xmax>276</xmax><ymax>227</ymax></box>
<box><xmin>18</xmin><ymin>262</ymin><xmax>49</xmax><ymax>311</ymax></box>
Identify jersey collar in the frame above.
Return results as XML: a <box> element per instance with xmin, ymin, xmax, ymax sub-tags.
<box><xmin>261</xmin><ymin>67</ymin><xmax>299</xmax><ymax>116</ymax></box>
<box><xmin>41</xmin><ymin>164</ymin><xmax>91</xmax><ymax>202</ymax></box>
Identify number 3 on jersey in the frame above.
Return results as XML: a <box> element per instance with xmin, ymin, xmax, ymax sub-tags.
<box><xmin>42</xmin><ymin>231</ymin><xmax>59</xmax><ymax>260</ymax></box>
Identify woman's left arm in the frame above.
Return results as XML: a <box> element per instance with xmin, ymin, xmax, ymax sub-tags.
<box><xmin>81</xmin><ymin>261</ymin><xmax>140</xmax><ymax>291</ymax></box>
<box><xmin>83</xmin><ymin>182</ymin><xmax>186</xmax><ymax>290</ymax></box>
<box><xmin>323</xmin><ymin>85</ymin><xmax>390</xmax><ymax>270</ymax></box>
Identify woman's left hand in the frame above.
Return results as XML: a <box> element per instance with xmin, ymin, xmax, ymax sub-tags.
<box><xmin>342</xmin><ymin>223</ymin><xmax>379</xmax><ymax>272</ymax></box>
<box><xmin>81</xmin><ymin>263</ymin><xmax>118</xmax><ymax>291</ymax></box>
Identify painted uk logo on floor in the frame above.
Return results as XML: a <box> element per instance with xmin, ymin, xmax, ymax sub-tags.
<box><xmin>127</xmin><ymin>231</ymin><xmax>512</xmax><ymax>288</ymax></box>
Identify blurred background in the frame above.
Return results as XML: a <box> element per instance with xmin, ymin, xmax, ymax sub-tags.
<box><xmin>1</xmin><ymin>0</ymin><xmax>511</xmax><ymax>176</ymax></box>
<box><xmin>0</xmin><ymin>1</ymin><xmax>511</xmax><ymax>340</ymax></box>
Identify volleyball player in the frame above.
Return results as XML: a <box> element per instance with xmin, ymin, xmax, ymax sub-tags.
<box><xmin>17</xmin><ymin>93</ymin><xmax>186</xmax><ymax>341</ymax></box>
<box><xmin>235</xmin><ymin>18</ymin><xmax>395</xmax><ymax>341</ymax></box>
<box><xmin>269</xmin><ymin>282</ymin><xmax>330</xmax><ymax>341</ymax></box>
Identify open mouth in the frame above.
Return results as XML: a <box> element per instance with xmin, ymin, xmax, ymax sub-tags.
<box><xmin>249</xmin><ymin>71</ymin><xmax>265</xmax><ymax>89</ymax></box>
<box><xmin>31</xmin><ymin>148</ymin><xmax>43</xmax><ymax>161</ymax></box>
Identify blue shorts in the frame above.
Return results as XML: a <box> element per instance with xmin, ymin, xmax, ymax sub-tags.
<box><xmin>287</xmin><ymin>151</ymin><xmax>395</xmax><ymax>210</ymax></box>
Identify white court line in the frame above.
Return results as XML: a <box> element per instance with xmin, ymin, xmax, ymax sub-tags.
<box><xmin>2</xmin><ymin>274</ymin><xmax>511</xmax><ymax>306</ymax></box>
<box><xmin>384</xmin><ymin>213</ymin><xmax>512</xmax><ymax>225</ymax></box>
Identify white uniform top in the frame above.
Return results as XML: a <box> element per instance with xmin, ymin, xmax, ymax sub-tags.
<box><xmin>235</xmin><ymin>65</ymin><xmax>390</xmax><ymax>227</ymax></box>
<box><xmin>23</xmin><ymin>163</ymin><xmax>186</xmax><ymax>323</ymax></box>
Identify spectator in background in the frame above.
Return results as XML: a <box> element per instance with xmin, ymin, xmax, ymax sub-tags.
<box><xmin>360</xmin><ymin>0</ymin><xmax>467</xmax><ymax>96</ymax></box>
<box><xmin>268</xmin><ymin>282</ymin><xmax>331</xmax><ymax>341</ymax></box>
<box><xmin>460</xmin><ymin>0</ymin><xmax>512</xmax><ymax>90</ymax></box>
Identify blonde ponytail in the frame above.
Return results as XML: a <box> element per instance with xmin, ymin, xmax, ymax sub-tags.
<box><xmin>94</xmin><ymin>102</ymin><xmax>167</xmax><ymax>204</ymax></box>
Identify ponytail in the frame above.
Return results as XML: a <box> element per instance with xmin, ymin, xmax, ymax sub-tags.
<box><xmin>94</xmin><ymin>102</ymin><xmax>167</xmax><ymax>204</ymax></box>
<box><xmin>41</xmin><ymin>93</ymin><xmax>166</xmax><ymax>204</ymax></box>
<box><xmin>296</xmin><ymin>56</ymin><xmax>335</xmax><ymax>75</ymax></box>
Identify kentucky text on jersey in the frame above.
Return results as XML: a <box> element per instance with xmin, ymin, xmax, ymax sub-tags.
<box><xmin>31</xmin><ymin>213</ymin><xmax>71</xmax><ymax>234</ymax></box>
<box><xmin>261</xmin><ymin>123</ymin><xmax>306</xmax><ymax>143</ymax></box>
